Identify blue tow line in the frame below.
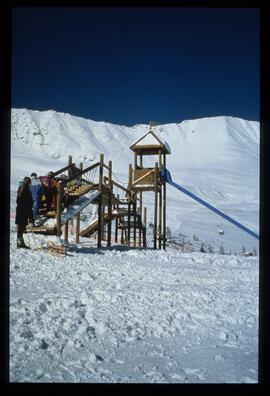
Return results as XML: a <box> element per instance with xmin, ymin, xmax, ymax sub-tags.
<box><xmin>161</xmin><ymin>167</ymin><xmax>259</xmax><ymax>241</ymax></box>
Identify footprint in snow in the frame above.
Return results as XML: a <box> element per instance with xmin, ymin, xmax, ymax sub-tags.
<box><xmin>183</xmin><ymin>368</ymin><xmax>206</xmax><ymax>381</ymax></box>
<box><xmin>214</xmin><ymin>354</ymin><xmax>225</xmax><ymax>361</ymax></box>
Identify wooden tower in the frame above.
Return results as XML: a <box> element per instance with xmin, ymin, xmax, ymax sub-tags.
<box><xmin>129</xmin><ymin>127</ymin><xmax>171</xmax><ymax>250</ymax></box>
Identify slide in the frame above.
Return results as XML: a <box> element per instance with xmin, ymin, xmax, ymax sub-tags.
<box><xmin>60</xmin><ymin>190</ymin><xmax>100</xmax><ymax>225</ymax></box>
<box><xmin>161</xmin><ymin>167</ymin><xmax>259</xmax><ymax>240</ymax></box>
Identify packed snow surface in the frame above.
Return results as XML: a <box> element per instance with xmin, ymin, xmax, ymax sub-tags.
<box><xmin>10</xmin><ymin>234</ymin><xmax>258</xmax><ymax>383</ymax></box>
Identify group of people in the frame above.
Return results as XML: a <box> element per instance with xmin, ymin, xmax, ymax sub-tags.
<box><xmin>15</xmin><ymin>171</ymin><xmax>58</xmax><ymax>249</ymax></box>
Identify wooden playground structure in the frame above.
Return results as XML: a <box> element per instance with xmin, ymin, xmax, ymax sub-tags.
<box><xmin>28</xmin><ymin>128</ymin><xmax>170</xmax><ymax>250</ymax></box>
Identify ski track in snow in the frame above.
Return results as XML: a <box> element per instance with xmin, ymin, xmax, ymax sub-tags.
<box><xmin>10</xmin><ymin>232</ymin><xmax>258</xmax><ymax>383</ymax></box>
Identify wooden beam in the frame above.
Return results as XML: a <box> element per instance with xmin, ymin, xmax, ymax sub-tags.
<box><xmin>97</xmin><ymin>154</ymin><xmax>104</xmax><ymax>248</ymax></box>
<box><xmin>144</xmin><ymin>206</ymin><xmax>147</xmax><ymax>225</ymax></box>
<box><xmin>163</xmin><ymin>154</ymin><xmax>166</xmax><ymax>250</ymax></box>
<box><xmin>127</xmin><ymin>164</ymin><xmax>132</xmax><ymax>246</ymax></box>
<box><xmin>158</xmin><ymin>148</ymin><xmax>162</xmax><ymax>249</ymax></box>
<box><xmin>76</xmin><ymin>213</ymin><xmax>80</xmax><ymax>244</ymax></box>
<box><xmin>139</xmin><ymin>153</ymin><xmax>143</xmax><ymax>247</ymax></box>
<box><xmin>154</xmin><ymin>163</ymin><xmax>158</xmax><ymax>250</ymax></box>
<box><xmin>79</xmin><ymin>162</ymin><xmax>83</xmax><ymax>182</ymax></box>
<box><xmin>101</xmin><ymin>205</ymin><xmax>105</xmax><ymax>241</ymax></box>
<box><xmin>158</xmin><ymin>182</ymin><xmax>162</xmax><ymax>250</ymax></box>
<box><xmin>68</xmin><ymin>155</ymin><xmax>72</xmax><ymax>179</ymax></box>
<box><xmin>121</xmin><ymin>227</ymin><xmax>124</xmax><ymax>244</ymax></box>
<box><xmin>56</xmin><ymin>181</ymin><xmax>62</xmax><ymax>237</ymax></box>
<box><xmin>158</xmin><ymin>150</ymin><xmax>162</xmax><ymax>171</ymax></box>
<box><xmin>115</xmin><ymin>193</ymin><xmax>119</xmax><ymax>243</ymax></box>
<box><xmin>107</xmin><ymin>160</ymin><xmax>112</xmax><ymax>247</ymax></box>
<box><xmin>134</xmin><ymin>151</ymin><xmax>137</xmax><ymax>169</ymax></box>
<box><xmin>64</xmin><ymin>222</ymin><xmax>68</xmax><ymax>243</ymax></box>
<box><xmin>142</xmin><ymin>207</ymin><xmax>147</xmax><ymax>248</ymax></box>
<box><xmin>133</xmin><ymin>194</ymin><xmax>137</xmax><ymax>247</ymax></box>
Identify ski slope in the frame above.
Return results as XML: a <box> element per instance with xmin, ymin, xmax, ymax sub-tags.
<box><xmin>10</xmin><ymin>108</ymin><xmax>259</xmax><ymax>253</ymax></box>
<box><xmin>9</xmin><ymin>108</ymin><xmax>259</xmax><ymax>383</ymax></box>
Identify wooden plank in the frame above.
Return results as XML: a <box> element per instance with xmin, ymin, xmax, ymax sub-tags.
<box><xmin>133</xmin><ymin>169</ymin><xmax>154</xmax><ymax>185</ymax></box>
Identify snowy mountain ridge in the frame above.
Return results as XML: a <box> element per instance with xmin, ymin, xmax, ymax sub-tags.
<box><xmin>11</xmin><ymin>108</ymin><xmax>259</xmax><ymax>252</ymax></box>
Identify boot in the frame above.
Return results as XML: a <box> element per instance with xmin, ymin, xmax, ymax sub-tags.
<box><xmin>17</xmin><ymin>237</ymin><xmax>30</xmax><ymax>249</ymax></box>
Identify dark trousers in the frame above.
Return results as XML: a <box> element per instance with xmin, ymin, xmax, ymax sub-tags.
<box><xmin>17</xmin><ymin>224</ymin><xmax>26</xmax><ymax>239</ymax></box>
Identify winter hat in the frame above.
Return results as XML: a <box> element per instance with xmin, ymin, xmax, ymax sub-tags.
<box><xmin>23</xmin><ymin>176</ymin><xmax>31</xmax><ymax>184</ymax></box>
<box><xmin>31</xmin><ymin>172</ymin><xmax>37</xmax><ymax>177</ymax></box>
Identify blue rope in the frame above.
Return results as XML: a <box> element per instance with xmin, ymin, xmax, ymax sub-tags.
<box><xmin>161</xmin><ymin>167</ymin><xmax>259</xmax><ymax>240</ymax></box>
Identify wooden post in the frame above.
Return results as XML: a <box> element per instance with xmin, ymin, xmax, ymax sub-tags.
<box><xmin>121</xmin><ymin>227</ymin><xmax>124</xmax><ymax>244</ymax></box>
<box><xmin>143</xmin><ymin>207</ymin><xmax>147</xmax><ymax>248</ymax></box>
<box><xmin>56</xmin><ymin>181</ymin><xmax>62</xmax><ymax>237</ymax></box>
<box><xmin>158</xmin><ymin>150</ymin><xmax>162</xmax><ymax>249</ymax></box>
<box><xmin>134</xmin><ymin>152</ymin><xmax>138</xmax><ymax>169</ymax></box>
<box><xmin>163</xmin><ymin>154</ymin><xmax>166</xmax><ymax>250</ymax></box>
<box><xmin>133</xmin><ymin>193</ymin><xmax>137</xmax><ymax>247</ymax></box>
<box><xmin>102</xmin><ymin>205</ymin><xmax>105</xmax><ymax>241</ymax></box>
<box><xmin>139</xmin><ymin>155</ymin><xmax>143</xmax><ymax>247</ymax></box>
<box><xmin>64</xmin><ymin>222</ymin><xmax>68</xmax><ymax>243</ymax></box>
<box><xmin>97</xmin><ymin>154</ymin><xmax>104</xmax><ymax>248</ymax></box>
<box><xmin>76</xmin><ymin>213</ymin><xmax>80</xmax><ymax>243</ymax></box>
<box><xmin>79</xmin><ymin>162</ymin><xmax>83</xmax><ymax>181</ymax></box>
<box><xmin>127</xmin><ymin>164</ymin><xmax>132</xmax><ymax>247</ymax></box>
<box><xmin>115</xmin><ymin>193</ymin><xmax>119</xmax><ymax>243</ymax></box>
<box><xmin>140</xmin><ymin>154</ymin><xmax>143</xmax><ymax>168</ymax></box>
<box><xmin>158</xmin><ymin>187</ymin><xmax>162</xmax><ymax>249</ymax></box>
<box><xmin>154</xmin><ymin>162</ymin><xmax>158</xmax><ymax>250</ymax></box>
<box><xmin>144</xmin><ymin>207</ymin><xmax>147</xmax><ymax>226</ymax></box>
<box><xmin>107</xmin><ymin>160</ymin><xmax>112</xmax><ymax>247</ymax></box>
<box><xmin>68</xmin><ymin>155</ymin><xmax>72</xmax><ymax>178</ymax></box>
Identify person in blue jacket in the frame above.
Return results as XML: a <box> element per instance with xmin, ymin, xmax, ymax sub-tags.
<box><xmin>29</xmin><ymin>172</ymin><xmax>43</xmax><ymax>220</ymax></box>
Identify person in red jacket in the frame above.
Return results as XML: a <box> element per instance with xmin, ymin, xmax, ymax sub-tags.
<box><xmin>40</xmin><ymin>171</ymin><xmax>58</xmax><ymax>212</ymax></box>
<box><xmin>15</xmin><ymin>177</ymin><xmax>34</xmax><ymax>248</ymax></box>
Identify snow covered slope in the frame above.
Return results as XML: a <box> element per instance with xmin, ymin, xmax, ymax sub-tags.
<box><xmin>11</xmin><ymin>108</ymin><xmax>259</xmax><ymax>253</ymax></box>
<box><xmin>9</xmin><ymin>108</ymin><xmax>259</xmax><ymax>383</ymax></box>
<box><xmin>9</xmin><ymin>234</ymin><xmax>258</xmax><ymax>383</ymax></box>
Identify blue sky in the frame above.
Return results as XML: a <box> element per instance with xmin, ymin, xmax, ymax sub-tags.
<box><xmin>12</xmin><ymin>7</ymin><xmax>259</xmax><ymax>125</ymax></box>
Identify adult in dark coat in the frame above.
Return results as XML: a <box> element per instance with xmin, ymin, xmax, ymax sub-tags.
<box><xmin>15</xmin><ymin>177</ymin><xmax>34</xmax><ymax>248</ymax></box>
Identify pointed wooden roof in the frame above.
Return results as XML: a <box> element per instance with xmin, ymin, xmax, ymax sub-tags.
<box><xmin>130</xmin><ymin>130</ymin><xmax>171</xmax><ymax>155</ymax></box>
